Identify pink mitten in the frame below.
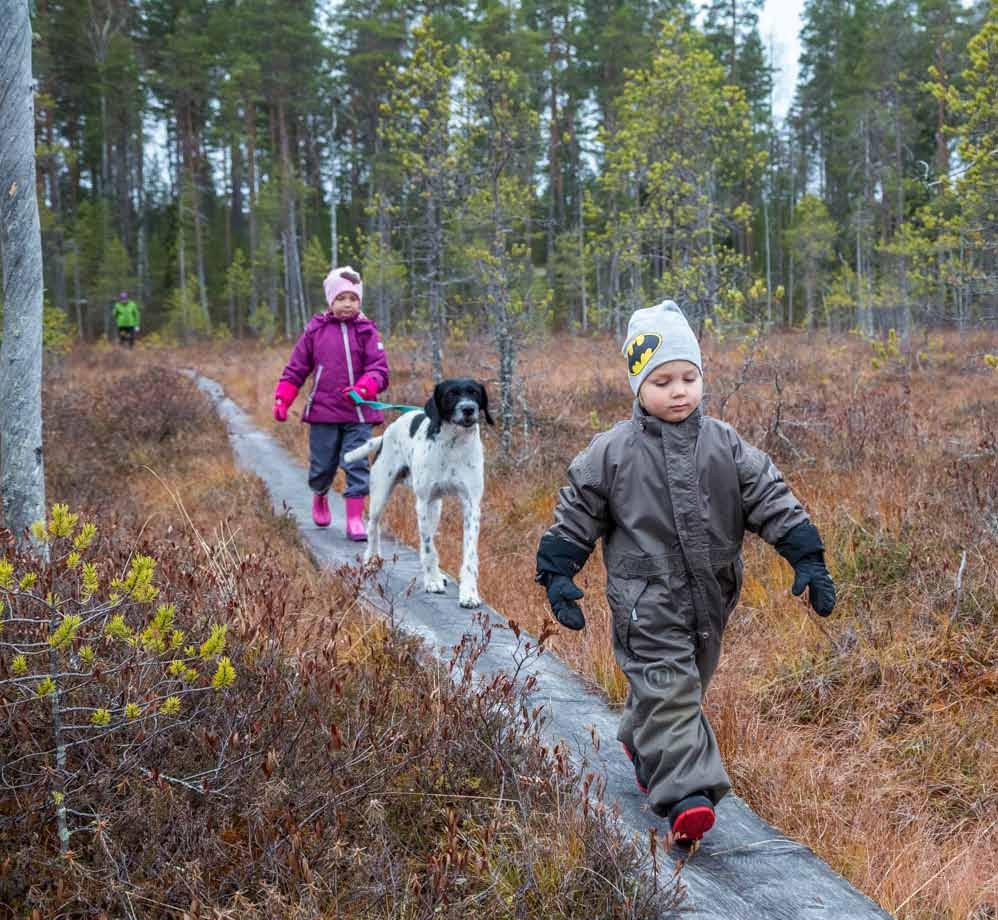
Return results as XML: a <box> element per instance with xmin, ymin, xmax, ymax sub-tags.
<box><xmin>346</xmin><ymin>374</ymin><xmax>378</xmax><ymax>402</ymax></box>
<box><xmin>273</xmin><ymin>381</ymin><xmax>299</xmax><ymax>422</ymax></box>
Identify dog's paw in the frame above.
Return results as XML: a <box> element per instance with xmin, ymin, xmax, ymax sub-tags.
<box><xmin>424</xmin><ymin>574</ymin><xmax>447</xmax><ymax>594</ymax></box>
<box><xmin>459</xmin><ymin>590</ymin><xmax>481</xmax><ymax>609</ymax></box>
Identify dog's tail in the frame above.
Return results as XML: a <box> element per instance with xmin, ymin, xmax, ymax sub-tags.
<box><xmin>344</xmin><ymin>436</ymin><xmax>383</xmax><ymax>464</ymax></box>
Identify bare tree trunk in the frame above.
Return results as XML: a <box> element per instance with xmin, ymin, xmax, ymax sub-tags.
<box><xmin>376</xmin><ymin>190</ymin><xmax>390</xmax><ymax>334</ymax></box>
<box><xmin>282</xmin><ymin>233</ymin><xmax>292</xmax><ymax>338</ymax></box>
<box><xmin>70</xmin><ymin>239</ymin><xmax>84</xmax><ymax>338</ymax></box>
<box><xmin>427</xmin><ymin>188</ymin><xmax>444</xmax><ymax>382</ymax></box>
<box><xmin>245</xmin><ymin>101</ymin><xmax>259</xmax><ymax>315</ymax></box>
<box><xmin>578</xmin><ymin>184</ymin><xmax>587</xmax><ymax>331</ymax></box>
<box><xmin>186</xmin><ymin>110</ymin><xmax>209</xmax><ymax>324</ymax></box>
<box><xmin>279</xmin><ymin>100</ymin><xmax>306</xmax><ymax>331</ymax></box>
<box><xmin>547</xmin><ymin>27</ymin><xmax>559</xmax><ymax>263</ymax></box>
<box><xmin>136</xmin><ymin>123</ymin><xmax>149</xmax><ymax>307</ymax></box>
<box><xmin>787</xmin><ymin>251</ymin><xmax>795</xmax><ymax>326</ymax></box>
<box><xmin>0</xmin><ymin>0</ymin><xmax>49</xmax><ymax>551</ymax></box>
<box><xmin>224</xmin><ymin>146</ymin><xmax>235</xmax><ymax>333</ymax></box>
<box><xmin>857</xmin><ymin>116</ymin><xmax>874</xmax><ymax>338</ymax></box>
<box><xmin>330</xmin><ymin>104</ymin><xmax>338</xmax><ymax>269</ymax></box>
<box><xmin>488</xmin><ymin>189</ymin><xmax>516</xmax><ymax>459</ymax></box>
<box><xmin>116</xmin><ymin>117</ymin><xmax>131</xmax><ymax>252</ymax></box>
<box><xmin>763</xmin><ymin>193</ymin><xmax>772</xmax><ymax>326</ymax></box>
<box><xmin>894</xmin><ymin>94</ymin><xmax>910</xmax><ymax>345</ymax></box>
<box><xmin>176</xmin><ymin>126</ymin><xmax>191</xmax><ymax>343</ymax></box>
<box><xmin>41</xmin><ymin>71</ymin><xmax>67</xmax><ymax>315</ymax></box>
<box><xmin>933</xmin><ymin>42</ymin><xmax>950</xmax><ymax>177</ymax></box>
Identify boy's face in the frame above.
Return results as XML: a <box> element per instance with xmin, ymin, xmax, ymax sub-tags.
<box><xmin>638</xmin><ymin>360</ymin><xmax>703</xmax><ymax>423</ymax></box>
<box><xmin>330</xmin><ymin>291</ymin><xmax>360</xmax><ymax>318</ymax></box>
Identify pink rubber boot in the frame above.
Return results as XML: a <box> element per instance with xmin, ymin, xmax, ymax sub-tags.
<box><xmin>312</xmin><ymin>492</ymin><xmax>331</xmax><ymax>528</ymax></box>
<box><xmin>344</xmin><ymin>496</ymin><xmax>367</xmax><ymax>542</ymax></box>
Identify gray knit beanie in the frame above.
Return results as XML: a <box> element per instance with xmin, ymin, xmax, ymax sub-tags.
<box><xmin>622</xmin><ymin>300</ymin><xmax>702</xmax><ymax>395</ymax></box>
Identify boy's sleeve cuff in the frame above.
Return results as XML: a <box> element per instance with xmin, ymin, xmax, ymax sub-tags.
<box><xmin>536</xmin><ymin>532</ymin><xmax>591</xmax><ymax>579</ymax></box>
<box><xmin>774</xmin><ymin>521</ymin><xmax>824</xmax><ymax>566</ymax></box>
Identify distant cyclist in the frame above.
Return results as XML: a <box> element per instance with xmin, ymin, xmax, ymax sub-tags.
<box><xmin>114</xmin><ymin>291</ymin><xmax>140</xmax><ymax>347</ymax></box>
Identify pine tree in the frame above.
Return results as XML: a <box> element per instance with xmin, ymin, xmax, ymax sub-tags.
<box><xmin>785</xmin><ymin>194</ymin><xmax>835</xmax><ymax>330</ymax></box>
<box><xmin>599</xmin><ymin>21</ymin><xmax>762</xmax><ymax>330</ymax></box>
<box><xmin>381</xmin><ymin>21</ymin><xmax>462</xmax><ymax>380</ymax></box>
<box><xmin>459</xmin><ymin>45</ymin><xmax>539</xmax><ymax>457</ymax></box>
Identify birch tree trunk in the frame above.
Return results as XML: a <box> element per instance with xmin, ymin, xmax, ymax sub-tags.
<box><xmin>0</xmin><ymin>0</ymin><xmax>48</xmax><ymax>550</ymax></box>
<box><xmin>427</xmin><ymin>188</ymin><xmax>444</xmax><ymax>382</ymax></box>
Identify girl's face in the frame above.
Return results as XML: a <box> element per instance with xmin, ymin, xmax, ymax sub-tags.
<box><xmin>330</xmin><ymin>291</ymin><xmax>360</xmax><ymax>318</ymax></box>
<box><xmin>638</xmin><ymin>360</ymin><xmax>703</xmax><ymax>423</ymax></box>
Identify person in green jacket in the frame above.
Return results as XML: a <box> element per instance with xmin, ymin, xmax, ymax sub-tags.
<box><xmin>114</xmin><ymin>291</ymin><xmax>140</xmax><ymax>347</ymax></box>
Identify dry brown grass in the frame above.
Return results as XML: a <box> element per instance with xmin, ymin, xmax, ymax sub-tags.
<box><xmin>180</xmin><ymin>326</ymin><xmax>998</xmax><ymax>919</ymax></box>
<box><xmin>4</xmin><ymin>345</ymin><xmax>672</xmax><ymax>919</ymax></box>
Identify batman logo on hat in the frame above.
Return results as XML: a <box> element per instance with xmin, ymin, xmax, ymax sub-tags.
<box><xmin>625</xmin><ymin>333</ymin><xmax>662</xmax><ymax>377</ymax></box>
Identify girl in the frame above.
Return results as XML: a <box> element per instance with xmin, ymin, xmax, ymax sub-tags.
<box><xmin>273</xmin><ymin>266</ymin><xmax>389</xmax><ymax>539</ymax></box>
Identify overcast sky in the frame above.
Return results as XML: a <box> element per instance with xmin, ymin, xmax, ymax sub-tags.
<box><xmin>755</xmin><ymin>0</ymin><xmax>806</xmax><ymax>119</ymax></box>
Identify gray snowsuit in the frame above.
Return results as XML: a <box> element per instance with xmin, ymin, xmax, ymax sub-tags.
<box><xmin>546</xmin><ymin>402</ymin><xmax>809</xmax><ymax>816</ymax></box>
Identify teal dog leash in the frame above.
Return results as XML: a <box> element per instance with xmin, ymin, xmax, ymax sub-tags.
<box><xmin>347</xmin><ymin>390</ymin><xmax>421</xmax><ymax>413</ymax></box>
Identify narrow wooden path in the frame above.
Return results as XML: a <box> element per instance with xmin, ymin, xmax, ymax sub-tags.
<box><xmin>195</xmin><ymin>373</ymin><xmax>895</xmax><ymax>920</ymax></box>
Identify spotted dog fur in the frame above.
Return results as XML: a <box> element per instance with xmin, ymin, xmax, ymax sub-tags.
<box><xmin>343</xmin><ymin>378</ymin><xmax>494</xmax><ymax>608</ymax></box>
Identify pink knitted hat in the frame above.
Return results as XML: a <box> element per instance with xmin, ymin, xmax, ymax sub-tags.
<box><xmin>323</xmin><ymin>266</ymin><xmax>363</xmax><ymax>307</ymax></box>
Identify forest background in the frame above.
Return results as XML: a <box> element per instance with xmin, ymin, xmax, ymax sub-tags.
<box><xmin>25</xmin><ymin>0</ymin><xmax>998</xmax><ymax>359</ymax></box>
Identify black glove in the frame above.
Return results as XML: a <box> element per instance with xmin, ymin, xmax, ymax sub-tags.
<box><xmin>544</xmin><ymin>574</ymin><xmax>586</xmax><ymax>630</ymax></box>
<box><xmin>775</xmin><ymin>522</ymin><xmax>837</xmax><ymax>617</ymax></box>
<box><xmin>536</xmin><ymin>533</ymin><xmax>591</xmax><ymax>630</ymax></box>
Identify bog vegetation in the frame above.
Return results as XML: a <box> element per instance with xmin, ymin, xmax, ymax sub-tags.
<box><xmin>1</xmin><ymin>356</ymin><xmax>676</xmax><ymax>919</ymax></box>
<box><xmin>198</xmin><ymin>326</ymin><xmax>997</xmax><ymax>919</ymax></box>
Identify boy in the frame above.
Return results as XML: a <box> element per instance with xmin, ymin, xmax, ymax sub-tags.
<box><xmin>535</xmin><ymin>300</ymin><xmax>835</xmax><ymax>841</ymax></box>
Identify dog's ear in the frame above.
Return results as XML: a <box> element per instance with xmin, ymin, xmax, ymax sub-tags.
<box><xmin>477</xmin><ymin>382</ymin><xmax>495</xmax><ymax>426</ymax></box>
<box><xmin>424</xmin><ymin>382</ymin><xmax>445</xmax><ymax>439</ymax></box>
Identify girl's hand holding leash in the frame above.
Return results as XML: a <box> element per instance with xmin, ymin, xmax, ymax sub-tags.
<box><xmin>343</xmin><ymin>374</ymin><xmax>379</xmax><ymax>403</ymax></box>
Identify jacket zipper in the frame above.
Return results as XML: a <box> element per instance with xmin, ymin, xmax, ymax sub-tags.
<box><xmin>340</xmin><ymin>323</ymin><xmax>365</xmax><ymax>423</ymax></box>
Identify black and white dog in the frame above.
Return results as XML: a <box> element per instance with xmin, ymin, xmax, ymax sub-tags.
<box><xmin>343</xmin><ymin>378</ymin><xmax>493</xmax><ymax>608</ymax></box>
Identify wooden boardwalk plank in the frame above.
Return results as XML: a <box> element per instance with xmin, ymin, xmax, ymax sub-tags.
<box><xmin>195</xmin><ymin>374</ymin><xmax>895</xmax><ymax>920</ymax></box>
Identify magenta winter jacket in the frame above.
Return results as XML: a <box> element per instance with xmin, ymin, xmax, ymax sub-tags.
<box><xmin>279</xmin><ymin>311</ymin><xmax>390</xmax><ymax>425</ymax></box>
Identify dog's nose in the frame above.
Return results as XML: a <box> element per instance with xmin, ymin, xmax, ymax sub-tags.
<box><xmin>462</xmin><ymin>406</ymin><xmax>475</xmax><ymax>417</ymax></box>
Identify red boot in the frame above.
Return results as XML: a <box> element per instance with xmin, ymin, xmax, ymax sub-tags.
<box><xmin>312</xmin><ymin>492</ymin><xmax>331</xmax><ymax>528</ymax></box>
<box><xmin>668</xmin><ymin>794</ymin><xmax>715</xmax><ymax>842</ymax></box>
<box><xmin>344</xmin><ymin>496</ymin><xmax>367</xmax><ymax>542</ymax></box>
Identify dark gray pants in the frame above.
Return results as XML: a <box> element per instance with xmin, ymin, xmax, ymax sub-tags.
<box><xmin>308</xmin><ymin>422</ymin><xmax>371</xmax><ymax>497</ymax></box>
<box><xmin>611</xmin><ymin>573</ymin><xmax>732</xmax><ymax>817</ymax></box>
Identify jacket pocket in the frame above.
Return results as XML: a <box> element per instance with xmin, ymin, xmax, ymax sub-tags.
<box><xmin>715</xmin><ymin>555</ymin><xmax>744</xmax><ymax>625</ymax></box>
<box><xmin>606</xmin><ymin>574</ymin><xmax>649</xmax><ymax>655</ymax></box>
